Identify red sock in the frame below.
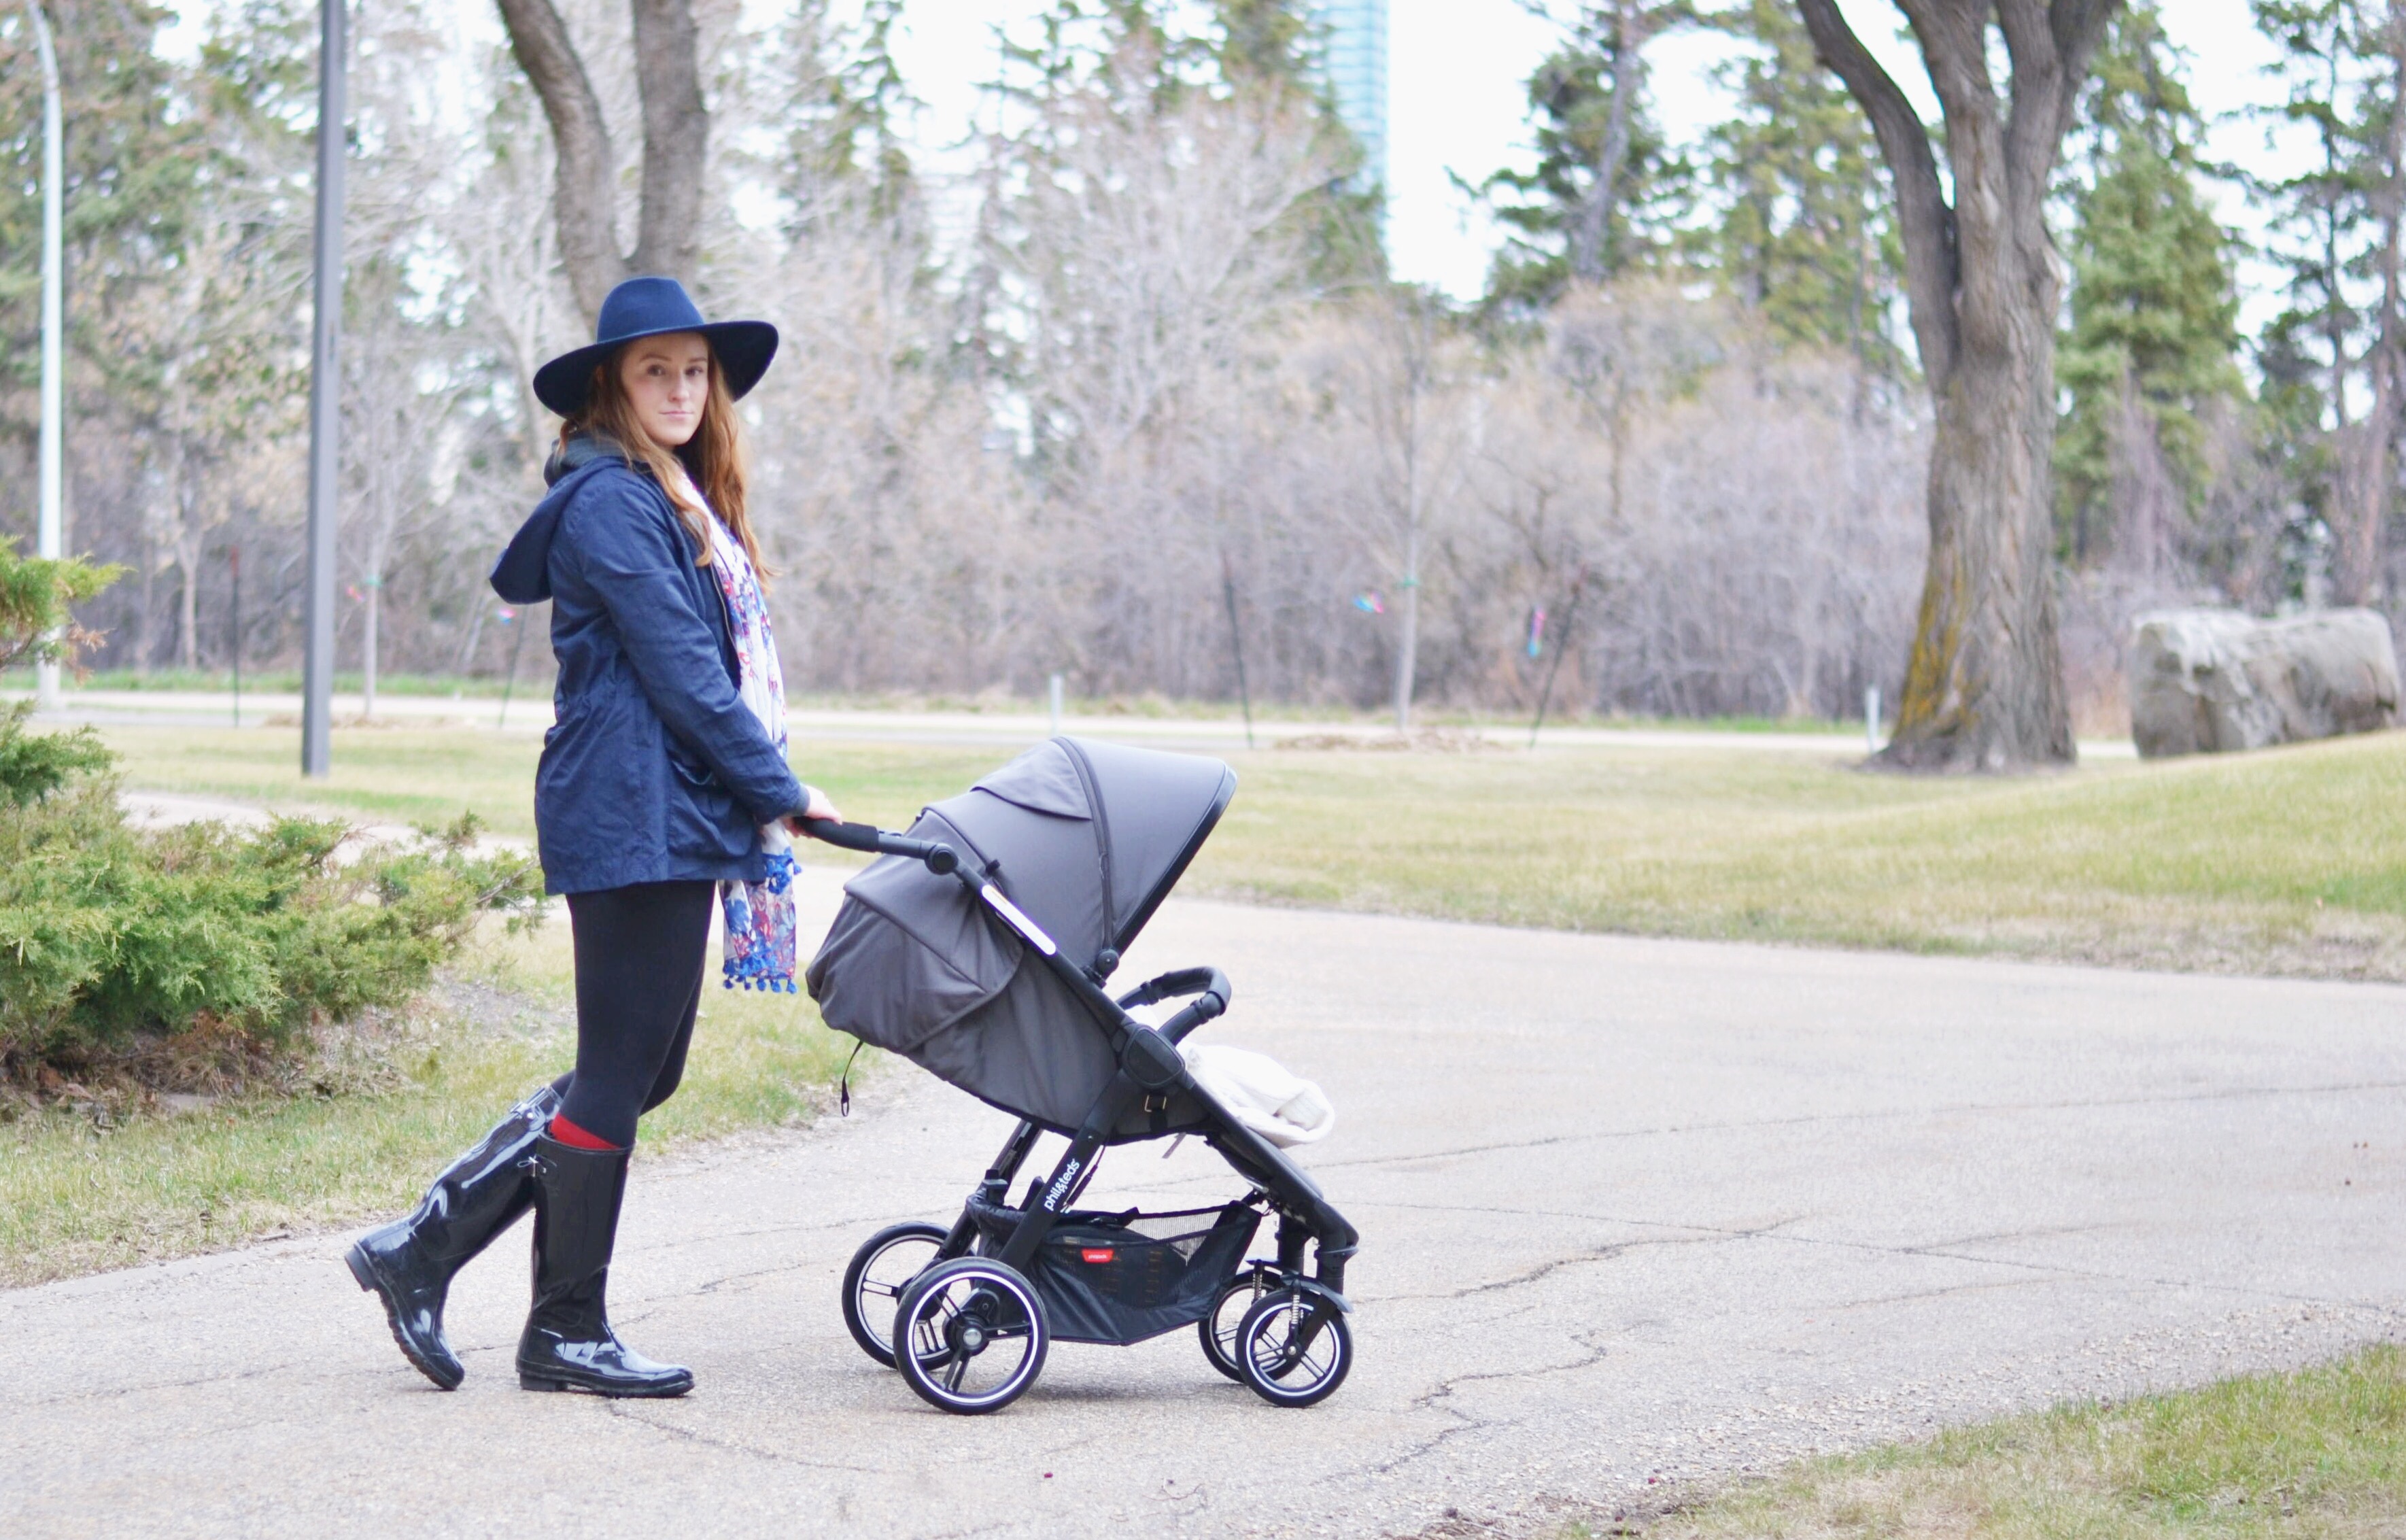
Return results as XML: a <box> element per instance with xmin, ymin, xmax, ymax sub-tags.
<box><xmin>547</xmin><ymin>1113</ymin><xmax>622</xmax><ymax>1151</ymax></box>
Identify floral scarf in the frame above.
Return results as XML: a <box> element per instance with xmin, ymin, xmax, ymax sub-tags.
<box><xmin>700</xmin><ymin>500</ymin><xmax>798</xmax><ymax>993</ymax></box>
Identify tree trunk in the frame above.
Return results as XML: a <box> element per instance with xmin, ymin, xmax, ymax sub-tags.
<box><xmin>1393</xmin><ymin>524</ymin><xmax>1420</xmax><ymax>732</ymax></box>
<box><xmin>2337</xmin><ymin>0</ymin><xmax>2406</xmax><ymax>608</ymax></box>
<box><xmin>492</xmin><ymin>0</ymin><xmax>710</xmax><ymax>324</ymax></box>
<box><xmin>135</xmin><ymin>527</ymin><xmax>155</xmax><ymax>678</ymax></box>
<box><xmin>1902</xmin><ymin>328</ymin><xmax>2074</xmax><ymax>768</ymax></box>
<box><xmin>630</xmin><ymin>0</ymin><xmax>708</xmax><ymax>284</ymax></box>
<box><xmin>362</xmin><ymin>577</ymin><xmax>379</xmax><ymax>719</ymax></box>
<box><xmin>1796</xmin><ymin>0</ymin><xmax>2113</xmax><ymax>771</ymax></box>
<box><xmin>1571</xmin><ymin>1</ymin><xmax>1643</xmax><ymax>283</ymax></box>
<box><xmin>176</xmin><ymin>536</ymin><xmax>199</xmax><ymax>673</ymax></box>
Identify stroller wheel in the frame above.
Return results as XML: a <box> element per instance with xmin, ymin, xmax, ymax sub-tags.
<box><xmin>1236</xmin><ymin>1289</ymin><xmax>1352</xmax><ymax>1409</ymax></box>
<box><xmin>842</xmin><ymin>1222</ymin><xmax>952</xmax><ymax>1368</ymax></box>
<box><xmin>1199</xmin><ymin>1263</ymin><xmax>1279</xmax><ymax>1383</ymax></box>
<box><xmin>893</xmin><ymin>1258</ymin><xmax>1050</xmax><ymax>1414</ymax></box>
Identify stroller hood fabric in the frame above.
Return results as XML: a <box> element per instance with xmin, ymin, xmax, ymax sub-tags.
<box><xmin>805</xmin><ymin>738</ymin><xmax>1237</xmax><ymax>1133</ymax></box>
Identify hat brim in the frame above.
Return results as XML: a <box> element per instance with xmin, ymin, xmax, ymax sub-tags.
<box><xmin>532</xmin><ymin>319</ymin><xmax>779</xmax><ymax>418</ymax></box>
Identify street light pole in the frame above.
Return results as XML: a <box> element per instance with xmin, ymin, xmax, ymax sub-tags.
<box><xmin>300</xmin><ymin>0</ymin><xmax>345</xmax><ymax>777</ymax></box>
<box><xmin>24</xmin><ymin>1</ymin><xmax>62</xmax><ymax>711</ymax></box>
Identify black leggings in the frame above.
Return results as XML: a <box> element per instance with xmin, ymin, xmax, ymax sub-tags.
<box><xmin>552</xmin><ymin>880</ymin><xmax>716</xmax><ymax>1148</ymax></box>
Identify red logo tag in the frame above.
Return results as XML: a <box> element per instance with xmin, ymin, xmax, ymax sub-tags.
<box><xmin>1080</xmin><ymin>1248</ymin><xmax>1115</xmax><ymax>1265</ymax></box>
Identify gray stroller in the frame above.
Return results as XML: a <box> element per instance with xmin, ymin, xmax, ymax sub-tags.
<box><xmin>800</xmin><ymin>737</ymin><xmax>1358</xmax><ymax>1414</ymax></box>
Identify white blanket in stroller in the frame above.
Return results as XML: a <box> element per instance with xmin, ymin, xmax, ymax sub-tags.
<box><xmin>1180</xmin><ymin>1044</ymin><xmax>1335</xmax><ymax>1148</ymax></box>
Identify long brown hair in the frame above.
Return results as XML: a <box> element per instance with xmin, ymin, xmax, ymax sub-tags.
<box><xmin>560</xmin><ymin>340</ymin><xmax>772</xmax><ymax>580</ymax></box>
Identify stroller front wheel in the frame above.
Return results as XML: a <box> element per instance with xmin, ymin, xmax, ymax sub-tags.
<box><xmin>842</xmin><ymin>1222</ymin><xmax>952</xmax><ymax>1368</ymax></box>
<box><xmin>1199</xmin><ymin>1263</ymin><xmax>1279</xmax><ymax>1383</ymax></box>
<box><xmin>894</xmin><ymin>1258</ymin><xmax>1050</xmax><ymax>1414</ymax></box>
<box><xmin>1236</xmin><ymin>1289</ymin><xmax>1352</xmax><ymax>1408</ymax></box>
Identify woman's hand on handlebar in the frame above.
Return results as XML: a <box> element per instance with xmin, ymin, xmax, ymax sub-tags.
<box><xmin>783</xmin><ymin>785</ymin><xmax>843</xmax><ymax>836</ymax></box>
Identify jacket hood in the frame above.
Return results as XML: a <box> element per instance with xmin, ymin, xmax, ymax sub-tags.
<box><xmin>490</xmin><ymin>434</ymin><xmax>626</xmax><ymax>604</ymax></box>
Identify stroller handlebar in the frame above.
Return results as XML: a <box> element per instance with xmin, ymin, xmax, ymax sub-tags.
<box><xmin>1118</xmin><ymin>966</ymin><xmax>1232</xmax><ymax>1045</ymax></box>
<box><xmin>794</xmin><ymin>818</ymin><xmax>960</xmax><ymax>876</ymax></box>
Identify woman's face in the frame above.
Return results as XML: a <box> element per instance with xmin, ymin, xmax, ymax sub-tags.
<box><xmin>617</xmin><ymin>332</ymin><xmax>712</xmax><ymax>449</ymax></box>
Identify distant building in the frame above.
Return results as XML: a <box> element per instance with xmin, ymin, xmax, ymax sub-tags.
<box><xmin>1308</xmin><ymin>0</ymin><xmax>1388</xmax><ymax>192</ymax></box>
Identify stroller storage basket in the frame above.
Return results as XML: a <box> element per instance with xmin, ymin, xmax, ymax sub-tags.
<box><xmin>966</xmin><ymin>1195</ymin><xmax>1262</xmax><ymax>1346</ymax></box>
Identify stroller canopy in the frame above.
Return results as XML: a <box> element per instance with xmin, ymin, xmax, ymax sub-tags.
<box><xmin>806</xmin><ymin>738</ymin><xmax>1236</xmax><ymax>1131</ymax></box>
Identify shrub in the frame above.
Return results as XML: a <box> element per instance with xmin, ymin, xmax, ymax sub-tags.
<box><xmin>0</xmin><ymin>708</ymin><xmax>545</xmax><ymax>1071</ymax></box>
<box><xmin>0</xmin><ymin>534</ymin><xmax>540</xmax><ymax>1075</ymax></box>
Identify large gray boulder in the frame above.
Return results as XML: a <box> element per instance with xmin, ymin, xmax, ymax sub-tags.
<box><xmin>2128</xmin><ymin>608</ymin><xmax>2400</xmax><ymax>759</ymax></box>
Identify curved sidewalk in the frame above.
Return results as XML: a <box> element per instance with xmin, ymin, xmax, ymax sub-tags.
<box><xmin>3</xmin><ymin>884</ymin><xmax>2397</xmax><ymax>1537</ymax></box>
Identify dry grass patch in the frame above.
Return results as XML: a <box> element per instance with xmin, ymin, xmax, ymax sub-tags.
<box><xmin>95</xmin><ymin>721</ymin><xmax>2406</xmax><ymax>980</ymax></box>
<box><xmin>1195</xmin><ymin>731</ymin><xmax>2406</xmax><ymax>980</ymax></box>
<box><xmin>1635</xmin><ymin>1347</ymin><xmax>2406</xmax><ymax>1539</ymax></box>
<box><xmin>0</xmin><ymin>917</ymin><xmax>857</xmax><ymax>1286</ymax></box>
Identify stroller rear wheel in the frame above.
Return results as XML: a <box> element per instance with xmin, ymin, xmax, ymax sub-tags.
<box><xmin>1236</xmin><ymin>1288</ymin><xmax>1352</xmax><ymax>1408</ymax></box>
<box><xmin>1199</xmin><ymin>1263</ymin><xmax>1279</xmax><ymax>1383</ymax></box>
<box><xmin>893</xmin><ymin>1258</ymin><xmax>1050</xmax><ymax>1414</ymax></box>
<box><xmin>841</xmin><ymin>1222</ymin><xmax>950</xmax><ymax>1368</ymax></box>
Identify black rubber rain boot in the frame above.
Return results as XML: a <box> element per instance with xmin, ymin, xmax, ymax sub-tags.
<box><xmin>345</xmin><ymin>1084</ymin><xmax>562</xmax><ymax>1390</ymax></box>
<box><xmin>515</xmin><ymin>1136</ymin><xmax>693</xmax><ymax>1398</ymax></box>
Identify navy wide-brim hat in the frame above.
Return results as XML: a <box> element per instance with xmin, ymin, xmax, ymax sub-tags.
<box><xmin>532</xmin><ymin>275</ymin><xmax>779</xmax><ymax>417</ymax></box>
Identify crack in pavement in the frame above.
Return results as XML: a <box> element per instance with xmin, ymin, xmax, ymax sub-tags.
<box><xmin>10</xmin><ymin>1360</ymin><xmax>319</xmax><ymax>1411</ymax></box>
<box><xmin>1373</xmin><ymin>1330</ymin><xmax>1616</xmax><ymax>1475</ymax></box>
<box><xmin>603</xmin><ymin>1401</ymin><xmax>883</xmax><ymax>1475</ymax></box>
<box><xmin>1827</xmin><ymin>1275</ymin><xmax>2057</xmax><ymax>1312</ymax></box>
<box><xmin>1311</xmin><ymin>1078</ymin><xmax>2406</xmax><ymax>1174</ymax></box>
<box><xmin>1354</xmin><ymin>1199</ymin><xmax>2406</xmax><ymax>1322</ymax></box>
<box><xmin>1369</xmin><ymin>1223</ymin><xmax>1789</xmax><ymax>1305</ymax></box>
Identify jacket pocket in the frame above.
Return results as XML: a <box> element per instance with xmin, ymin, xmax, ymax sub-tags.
<box><xmin>666</xmin><ymin>755</ymin><xmax>745</xmax><ymax>859</ymax></box>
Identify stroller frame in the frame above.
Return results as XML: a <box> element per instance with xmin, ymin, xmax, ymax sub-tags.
<box><xmin>806</xmin><ymin>816</ymin><xmax>1359</xmax><ymax>1411</ymax></box>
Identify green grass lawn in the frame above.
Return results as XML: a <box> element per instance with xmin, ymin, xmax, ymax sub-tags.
<box><xmin>27</xmin><ymin>723</ymin><xmax>2406</xmax><ymax>1524</ymax></box>
<box><xmin>27</xmin><ymin>721</ymin><xmax>2401</xmax><ymax>1279</ymax></box>
<box><xmin>0</xmin><ymin>918</ymin><xmax>856</xmax><ymax>1286</ymax></box>
<box><xmin>99</xmin><ymin>722</ymin><xmax>2406</xmax><ymax>980</ymax></box>
<box><xmin>1640</xmin><ymin>1346</ymin><xmax>2406</xmax><ymax>1539</ymax></box>
<box><xmin>1200</xmin><ymin>731</ymin><xmax>2406</xmax><ymax>979</ymax></box>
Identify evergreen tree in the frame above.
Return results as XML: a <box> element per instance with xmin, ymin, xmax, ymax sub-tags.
<box><xmin>1474</xmin><ymin>1</ymin><xmax>1695</xmax><ymax>312</ymax></box>
<box><xmin>1216</xmin><ymin>0</ymin><xmax>1314</xmax><ymax>89</ymax></box>
<box><xmin>1699</xmin><ymin>0</ymin><xmax>1903</xmax><ymax>375</ymax></box>
<box><xmin>776</xmin><ymin>0</ymin><xmax>918</xmax><ymax>232</ymax></box>
<box><xmin>2250</xmin><ymin>0</ymin><xmax>2406</xmax><ymax>605</ymax></box>
<box><xmin>1208</xmin><ymin>0</ymin><xmax>1385</xmax><ymax>286</ymax></box>
<box><xmin>2055</xmin><ymin>3</ymin><xmax>2242</xmax><ymax>567</ymax></box>
<box><xmin>0</xmin><ymin>0</ymin><xmax>207</xmax><ymax>522</ymax></box>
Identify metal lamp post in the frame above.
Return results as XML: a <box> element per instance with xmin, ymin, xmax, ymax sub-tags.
<box><xmin>300</xmin><ymin>0</ymin><xmax>345</xmax><ymax>776</ymax></box>
<box><xmin>24</xmin><ymin>1</ymin><xmax>61</xmax><ymax>711</ymax></box>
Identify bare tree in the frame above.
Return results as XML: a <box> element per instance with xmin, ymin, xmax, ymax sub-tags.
<box><xmin>1298</xmin><ymin>292</ymin><xmax>1475</xmax><ymax>730</ymax></box>
<box><xmin>1795</xmin><ymin>0</ymin><xmax>2120</xmax><ymax>770</ymax></box>
<box><xmin>492</xmin><ymin>0</ymin><xmax>710</xmax><ymax>321</ymax></box>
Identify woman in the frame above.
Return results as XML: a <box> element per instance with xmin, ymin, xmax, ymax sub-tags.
<box><xmin>347</xmin><ymin>276</ymin><xmax>838</xmax><ymax>1399</ymax></box>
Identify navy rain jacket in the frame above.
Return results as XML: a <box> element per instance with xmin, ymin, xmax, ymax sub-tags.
<box><xmin>491</xmin><ymin>435</ymin><xmax>804</xmax><ymax>894</ymax></box>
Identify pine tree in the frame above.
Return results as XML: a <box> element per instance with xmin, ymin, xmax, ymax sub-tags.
<box><xmin>1699</xmin><ymin>0</ymin><xmax>1903</xmax><ymax>375</ymax></box>
<box><xmin>2054</xmin><ymin>3</ymin><xmax>2242</xmax><ymax>568</ymax></box>
<box><xmin>1475</xmin><ymin>1</ymin><xmax>1695</xmax><ymax>312</ymax></box>
<box><xmin>0</xmin><ymin>0</ymin><xmax>207</xmax><ymax>519</ymax></box>
<box><xmin>1209</xmin><ymin>0</ymin><xmax>1385</xmax><ymax>286</ymax></box>
<box><xmin>776</xmin><ymin>0</ymin><xmax>918</xmax><ymax>233</ymax></box>
<box><xmin>2250</xmin><ymin>0</ymin><xmax>2406</xmax><ymax>606</ymax></box>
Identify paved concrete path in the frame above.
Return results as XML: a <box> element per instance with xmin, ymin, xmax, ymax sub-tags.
<box><xmin>4</xmin><ymin>878</ymin><xmax>2399</xmax><ymax>1538</ymax></box>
